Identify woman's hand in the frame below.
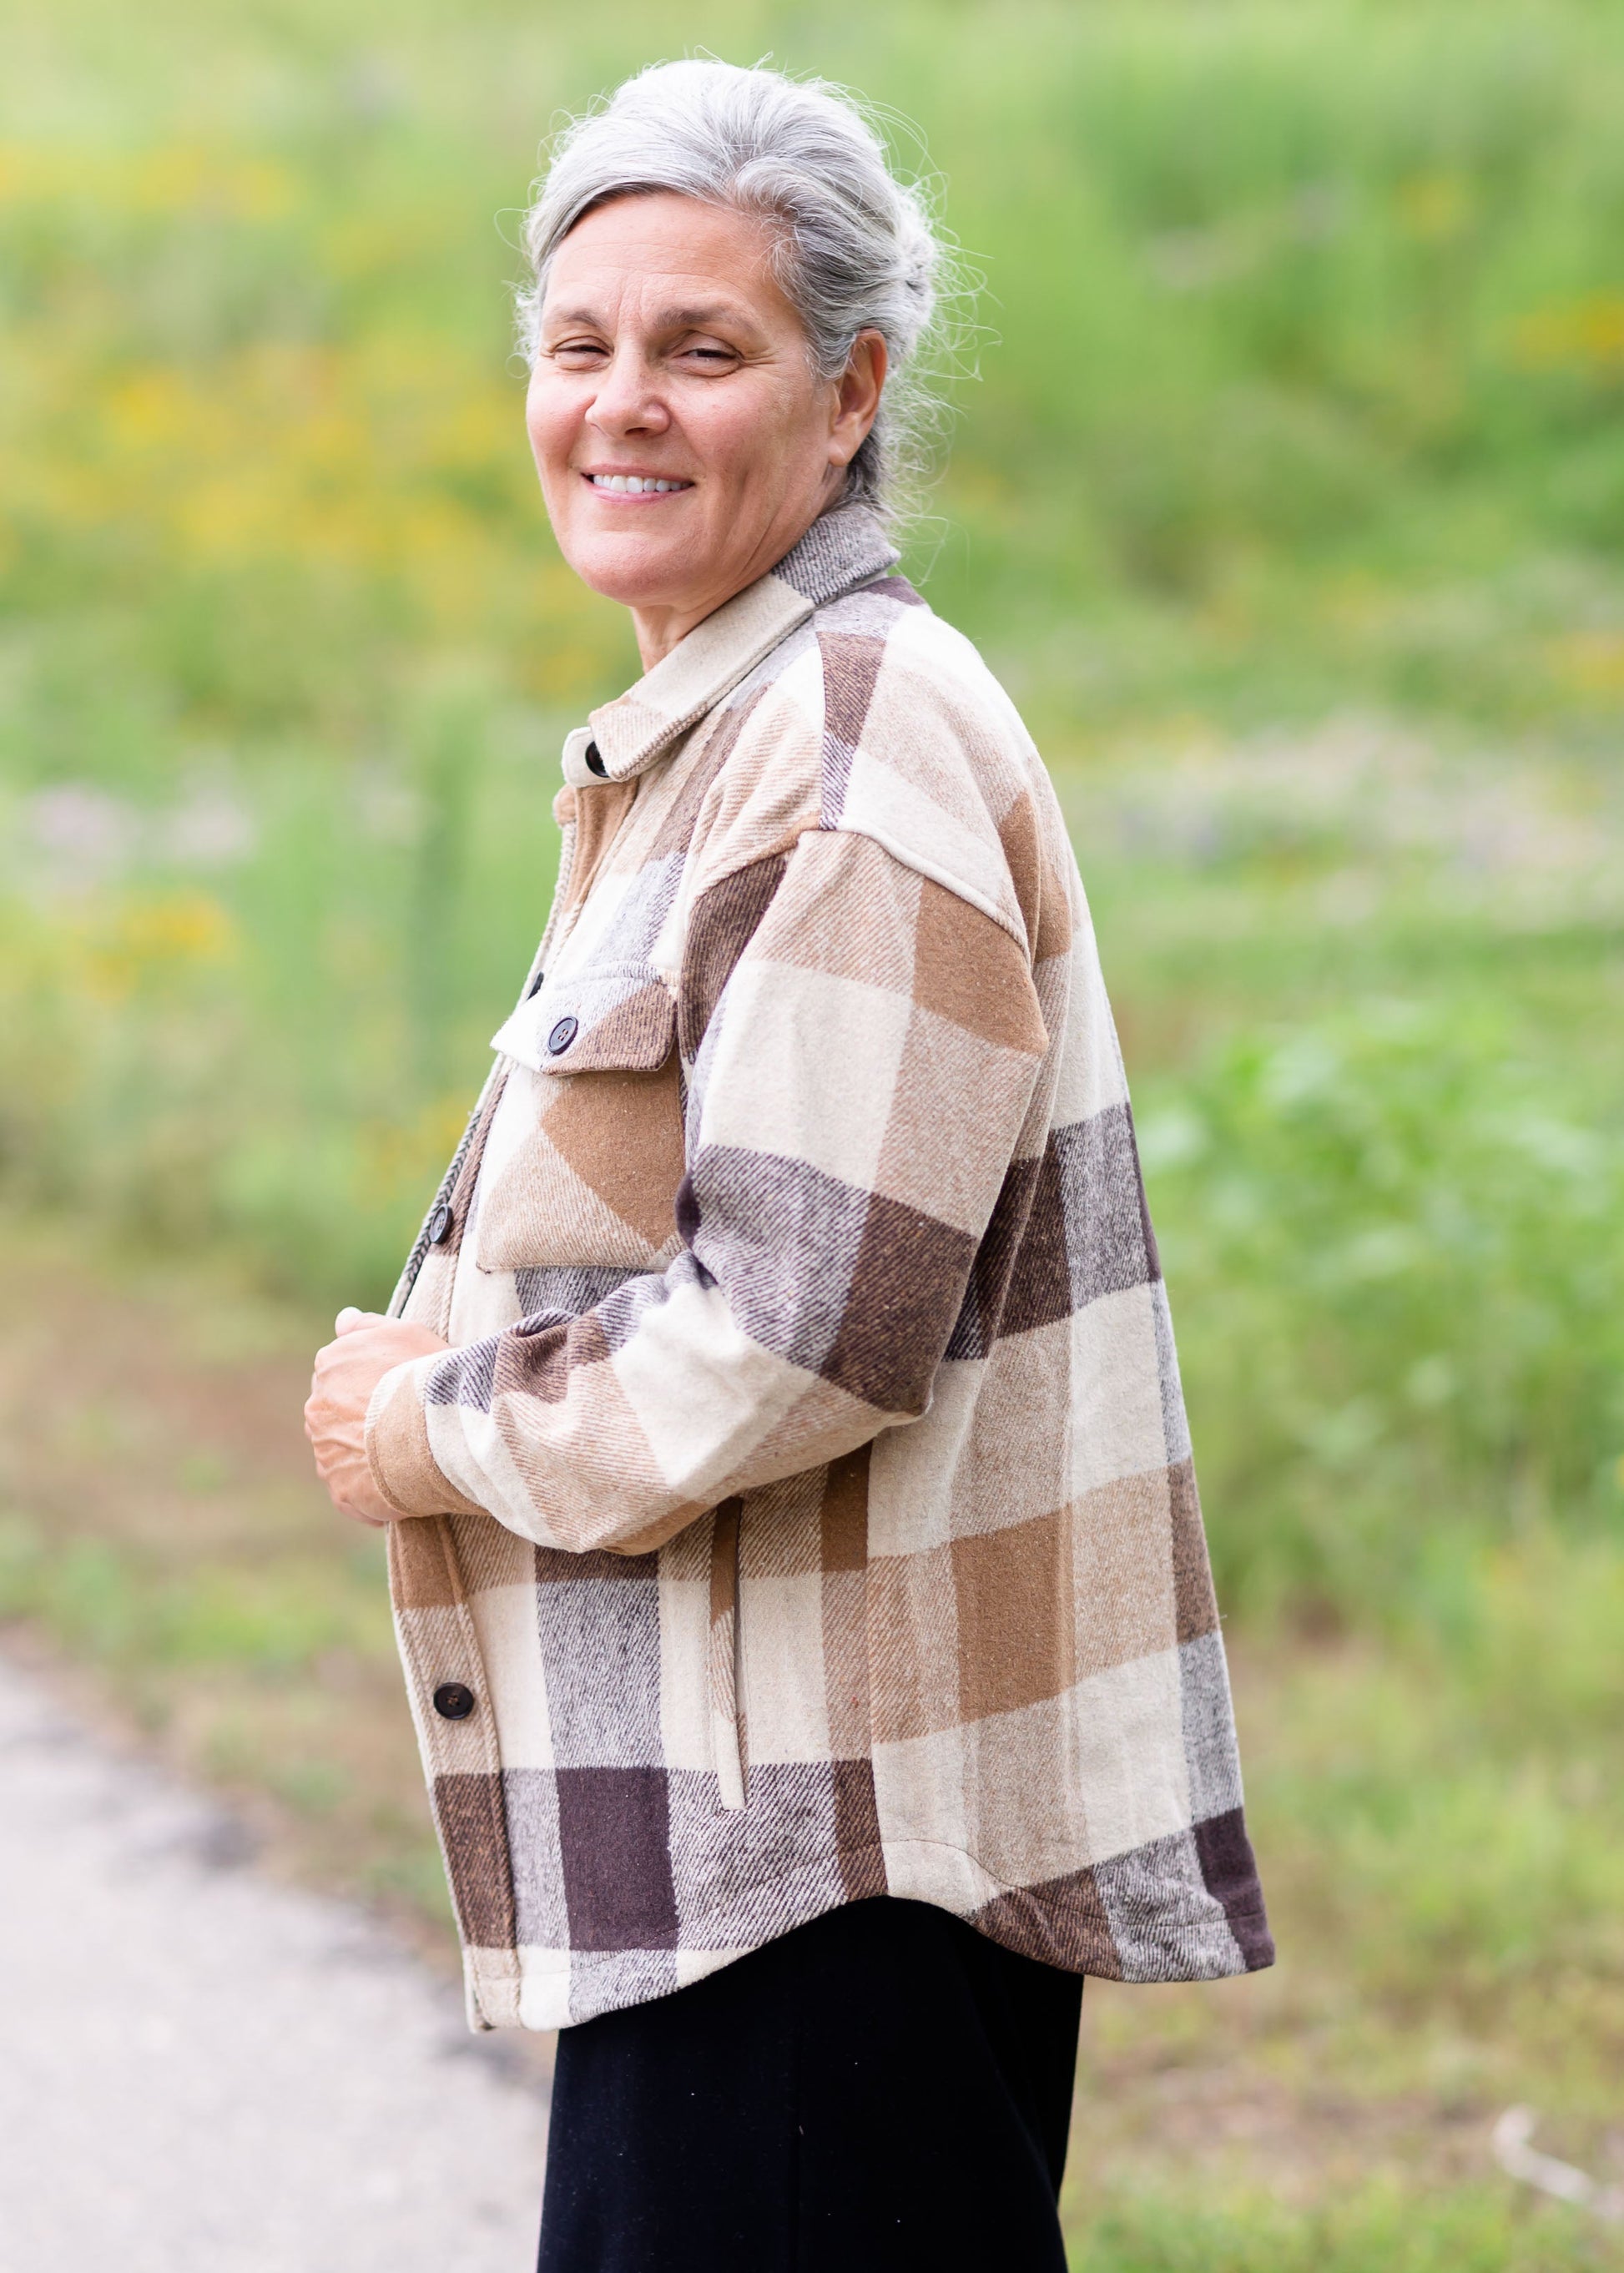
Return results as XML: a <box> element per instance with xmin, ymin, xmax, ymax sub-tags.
<box><xmin>305</xmin><ymin>1309</ymin><xmax>451</xmax><ymax>1527</ymax></box>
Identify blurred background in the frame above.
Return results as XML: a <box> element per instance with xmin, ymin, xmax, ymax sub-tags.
<box><xmin>2</xmin><ymin>0</ymin><xmax>1621</xmax><ymax>2263</ymax></box>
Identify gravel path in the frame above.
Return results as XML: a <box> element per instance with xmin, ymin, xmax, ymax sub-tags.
<box><xmin>0</xmin><ymin>1650</ymin><xmax>547</xmax><ymax>2273</ymax></box>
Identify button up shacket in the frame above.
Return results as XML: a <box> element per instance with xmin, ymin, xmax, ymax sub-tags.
<box><xmin>365</xmin><ymin>502</ymin><xmax>1273</xmax><ymax>2032</ymax></box>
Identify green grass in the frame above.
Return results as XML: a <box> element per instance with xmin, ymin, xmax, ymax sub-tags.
<box><xmin>1069</xmin><ymin>2188</ymin><xmax>1611</xmax><ymax>2273</ymax></box>
<box><xmin>3</xmin><ymin>0</ymin><xmax>1622</xmax><ymax>2256</ymax></box>
<box><xmin>0</xmin><ymin>1514</ymin><xmax>388</xmax><ymax>1673</ymax></box>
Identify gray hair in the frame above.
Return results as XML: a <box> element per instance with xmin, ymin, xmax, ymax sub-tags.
<box><xmin>516</xmin><ymin>60</ymin><xmax>958</xmax><ymax>517</ymax></box>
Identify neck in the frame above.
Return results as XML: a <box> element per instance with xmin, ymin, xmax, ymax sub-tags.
<box><xmin>629</xmin><ymin>597</ymin><xmax>717</xmax><ymax>673</ymax></box>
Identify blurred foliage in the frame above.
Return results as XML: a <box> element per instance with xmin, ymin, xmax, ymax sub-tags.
<box><xmin>1145</xmin><ymin>998</ymin><xmax>1624</xmax><ymax>1613</ymax></box>
<box><xmin>6</xmin><ymin>0</ymin><xmax>1624</xmax><ymax>737</ymax></box>
<box><xmin>3</xmin><ymin>2</ymin><xmax>1624</xmax><ymax>2255</ymax></box>
<box><xmin>0</xmin><ymin>0</ymin><xmax>1618</xmax><ymax>1591</ymax></box>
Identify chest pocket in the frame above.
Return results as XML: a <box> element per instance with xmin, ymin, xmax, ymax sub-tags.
<box><xmin>475</xmin><ymin>963</ymin><xmax>686</xmax><ymax>1274</ymax></box>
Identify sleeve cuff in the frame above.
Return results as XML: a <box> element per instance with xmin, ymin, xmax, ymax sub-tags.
<box><xmin>365</xmin><ymin>1355</ymin><xmax>483</xmax><ymax>1519</ymax></box>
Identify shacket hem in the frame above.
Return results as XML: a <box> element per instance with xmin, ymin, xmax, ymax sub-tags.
<box><xmin>461</xmin><ymin>1829</ymin><xmax>1271</xmax><ymax>2033</ymax></box>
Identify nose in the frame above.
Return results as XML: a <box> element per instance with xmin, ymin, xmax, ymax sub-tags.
<box><xmin>588</xmin><ymin>343</ymin><xmax>670</xmax><ymax>440</ymax></box>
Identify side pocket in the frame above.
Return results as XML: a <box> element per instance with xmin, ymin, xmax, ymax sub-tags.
<box><xmin>709</xmin><ymin>1498</ymin><xmax>746</xmax><ymax>1812</ymax></box>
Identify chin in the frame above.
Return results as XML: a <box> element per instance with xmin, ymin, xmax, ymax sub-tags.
<box><xmin>563</xmin><ymin>529</ymin><xmax>699</xmax><ymax>611</ymax></box>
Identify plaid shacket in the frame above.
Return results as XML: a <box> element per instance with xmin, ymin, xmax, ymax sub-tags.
<box><xmin>367</xmin><ymin>501</ymin><xmax>1273</xmax><ymax>2031</ymax></box>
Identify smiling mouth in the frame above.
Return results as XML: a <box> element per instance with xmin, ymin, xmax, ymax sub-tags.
<box><xmin>583</xmin><ymin>472</ymin><xmax>693</xmax><ymax>496</ymax></box>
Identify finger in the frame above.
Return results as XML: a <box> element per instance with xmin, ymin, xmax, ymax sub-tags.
<box><xmin>335</xmin><ymin>1307</ymin><xmax>369</xmax><ymax>1335</ymax></box>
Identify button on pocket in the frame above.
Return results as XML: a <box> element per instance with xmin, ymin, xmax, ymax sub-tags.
<box><xmin>490</xmin><ymin>965</ymin><xmax>673</xmax><ymax>1080</ymax></box>
<box><xmin>433</xmin><ymin>1682</ymin><xmax>476</xmax><ymax>1721</ymax></box>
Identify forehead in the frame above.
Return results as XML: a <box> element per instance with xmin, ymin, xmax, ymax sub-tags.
<box><xmin>542</xmin><ymin>192</ymin><xmax>798</xmax><ymax>329</ymax></box>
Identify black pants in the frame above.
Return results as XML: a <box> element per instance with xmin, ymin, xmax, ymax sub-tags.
<box><xmin>537</xmin><ymin>1897</ymin><xmax>1082</xmax><ymax>2273</ymax></box>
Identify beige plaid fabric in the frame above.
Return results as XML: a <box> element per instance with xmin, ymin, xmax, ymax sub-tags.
<box><xmin>366</xmin><ymin>503</ymin><xmax>1272</xmax><ymax>2031</ymax></box>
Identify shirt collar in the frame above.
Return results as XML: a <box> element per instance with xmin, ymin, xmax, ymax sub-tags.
<box><xmin>562</xmin><ymin>502</ymin><xmax>900</xmax><ymax>789</ymax></box>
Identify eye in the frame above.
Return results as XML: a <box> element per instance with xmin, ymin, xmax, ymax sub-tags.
<box><xmin>548</xmin><ymin>338</ymin><xmax>607</xmax><ymax>364</ymax></box>
<box><xmin>677</xmin><ymin>340</ymin><xmax>740</xmax><ymax>369</ymax></box>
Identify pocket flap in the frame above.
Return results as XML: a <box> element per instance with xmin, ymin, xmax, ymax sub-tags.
<box><xmin>490</xmin><ymin>964</ymin><xmax>676</xmax><ymax>1077</ymax></box>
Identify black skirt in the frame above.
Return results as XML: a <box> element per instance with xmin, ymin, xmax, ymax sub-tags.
<box><xmin>537</xmin><ymin>1896</ymin><xmax>1082</xmax><ymax>2273</ymax></box>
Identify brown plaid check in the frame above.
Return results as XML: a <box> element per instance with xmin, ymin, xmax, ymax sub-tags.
<box><xmin>366</xmin><ymin>503</ymin><xmax>1273</xmax><ymax>2031</ymax></box>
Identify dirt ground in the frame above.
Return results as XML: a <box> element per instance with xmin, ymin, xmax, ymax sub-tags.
<box><xmin>0</xmin><ymin>1643</ymin><xmax>547</xmax><ymax>2271</ymax></box>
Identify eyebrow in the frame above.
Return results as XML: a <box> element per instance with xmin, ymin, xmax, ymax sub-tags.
<box><xmin>658</xmin><ymin>304</ymin><xmax>749</xmax><ymax>331</ymax></box>
<box><xmin>542</xmin><ymin>303</ymin><xmax>754</xmax><ymax>335</ymax></box>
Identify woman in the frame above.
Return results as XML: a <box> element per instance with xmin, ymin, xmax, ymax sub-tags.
<box><xmin>305</xmin><ymin>59</ymin><xmax>1271</xmax><ymax>2272</ymax></box>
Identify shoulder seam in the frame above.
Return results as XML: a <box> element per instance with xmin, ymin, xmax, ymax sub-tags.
<box><xmin>688</xmin><ymin>821</ymin><xmax>1028</xmax><ymax>956</ymax></box>
<box><xmin>815</xmin><ymin>821</ymin><xmax>1031</xmax><ymax>953</ymax></box>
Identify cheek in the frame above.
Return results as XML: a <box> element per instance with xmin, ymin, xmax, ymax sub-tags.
<box><xmin>524</xmin><ymin>377</ymin><xmax>575</xmax><ymax>479</ymax></box>
<box><xmin>689</xmin><ymin>385</ymin><xmax>820</xmax><ymax>495</ymax></box>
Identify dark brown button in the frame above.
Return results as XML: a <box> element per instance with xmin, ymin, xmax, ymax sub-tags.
<box><xmin>433</xmin><ymin>1682</ymin><xmax>476</xmax><ymax>1721</ymax></box>
<box><xmin>547</xmin><ymin>1016</ymin><xmax>578</xmax><ymax>1056</ymax></box>
<box><xmin>584</xmin><ymin>740</ymin><xmax>607</xmax><ymax>778</ymax></box>
<box><xmin>426</xmin><ymin>1202</ymin><xmax>454</xmax><ymax>1245</ymax></box>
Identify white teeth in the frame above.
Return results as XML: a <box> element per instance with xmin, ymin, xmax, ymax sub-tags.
<box><xmin>590</xmin><ymin>474</ymin><xmax>688</xmax><ymax>493</ymax></box>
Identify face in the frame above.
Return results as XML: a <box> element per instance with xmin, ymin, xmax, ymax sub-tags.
<box><xmin>527</xmin><ymin>192</ymin><xmax>884</xmax><ymax>662</ymax></box>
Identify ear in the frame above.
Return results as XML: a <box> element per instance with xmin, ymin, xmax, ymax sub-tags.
<box><xmin>829</xmin><ymin>330</ymin><xmax>888</xmax><ymax>468</ymax></box>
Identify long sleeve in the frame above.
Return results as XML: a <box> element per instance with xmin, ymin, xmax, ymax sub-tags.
<box><xmin>366</xmin><ymin>825</ymin><xmax>1049</xmax><ymax>1554</ymax></box>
